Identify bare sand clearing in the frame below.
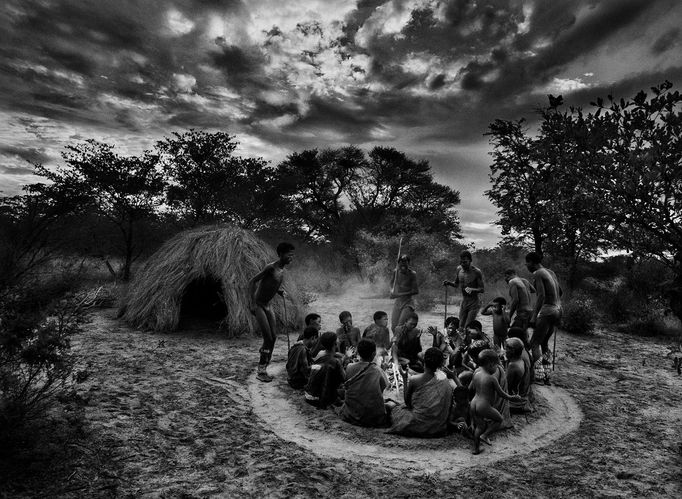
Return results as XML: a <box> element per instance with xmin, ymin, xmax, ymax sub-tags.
<box><xmin>4</xmin><ymin>281</ymin><xmax>680</xmax><ymax>497</ymax></box>
<box><xmin>248</xmin><ymin>363</ymin><xmax>582</xmax><ymax>472</ymax></box>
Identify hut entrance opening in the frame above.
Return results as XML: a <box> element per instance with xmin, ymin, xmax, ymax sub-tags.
<box><xmin>179</xmin><ymin>276</ymin><xmax>228</xmax><ymax>328</ymax></box>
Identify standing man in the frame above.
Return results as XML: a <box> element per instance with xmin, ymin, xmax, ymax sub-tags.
<box><xmin>504</xmin><ymin>268</ymin><xmax>535</xmax><ymax>345</ymax></box>
<box><xmin>443</xmin><ymin>250</ymin><xmax>485</xmax><ymax>331</ymax></box>
<box><xmin>248</xmin><ymin>242</ymin><xmax>295</xmax><ymax>382</ymax></box>
<box><xmin>525</xmin><ymin>252</ymin><xmax>562</xmax><ymax>370</ymax></box>
<box><xmin>390</xmin><ymin>255</ymin><xmax>419</xmax><ymax>332</ymax></box>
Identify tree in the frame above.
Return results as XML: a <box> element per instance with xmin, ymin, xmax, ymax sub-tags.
<box><xmin>155</xmin><ymin>130</ymin><xmax>271</xmax><ymax>228</ymax></box>
<box><xmin>591</xmin><ymin>81</ymin><xmax>682</xmax><ymax>317</ymax></box>
<box><xmin>274</xmin><ymin>146</ymin><xmax>462</xmax><ymax>249</ymax></box>
<box><xmin>485</xmin><ymin>118</ymin><xmax>553</xmax><ymax>254</ymax></box>
<box><xmin>30</xmin><ymin>140</ymin><xmax>164</xmax><ymax>281</ymax></box>
<box><xmin>486</xmin><ymin>99</ymin><xmax>612</xmax><ymax>286</ymax></box>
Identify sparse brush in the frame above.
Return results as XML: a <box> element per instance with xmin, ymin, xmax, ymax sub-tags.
<box><xmin>120</xmin><ymin>224</ymin><xmax>300</xmax><ymax>336</ymax></box>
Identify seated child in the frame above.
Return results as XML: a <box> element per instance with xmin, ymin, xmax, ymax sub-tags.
<box><xmin>341</xmin><ymin>339</ymin><xmax>390</xmax><ymax>427</ymax></box>
<box><xmin>336</xmin><ymin>311</ymin><xmax>361</xmax><ymax>356</ymax></box>
<box><xmin>305</xmin><ymin>332</ymin><xmax>346</xmax><ymax>409</ymax></box>
<box><xmin>469</xmin><ymin>349</ymin><xmax>523</xmax><ymax>454</ymax></box>
<box><xmin>301</xmin><ymin>313</ymin><xmax>323</xmax><ymax>356</ymax></box>
<box><xmin>391</xmin><ymin>312</ymin><xmax>424</xmax><ymax>373</ymax></box>
<box><xmin>388</xmin><ymin>347</ymin><xmax>456</xmax><ymax>437</ymax></box>
<box><xmin>286</xmin><ymin>326</ymin><xmax>319</xmax><ymax>389</ymax></box>
<box><xmin>462</xmin><ymin>320</ymin><xmax>491</xmax><ymax>371</ymax></box>
<box><xmin>449</xmin><ymin>385</ymin><xmax>472</xmax><ymax>436</ymax></box>
<box><xmin>505</xmin><ymin>337</ymin><xmax>533</xmax><ymax>412</ymax></box>
<box><xmin>363</xmin><ymin>311</ymin><xmax>391</xmax><ymax>351</ymax></box>
<box><xmin>481</xmin><ymin>297</ymin><xmax>511</xmax><ymax>350</ymax></box>
<box><xmin>428</xmin><ymin>317</ymin><xmax>459</xmax><ymax>361</ymax></box>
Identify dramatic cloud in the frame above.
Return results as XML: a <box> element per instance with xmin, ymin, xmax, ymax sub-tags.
<box><xmin>1</xmin><ymin>0</ymin><xmax>681</xmax><ymax>246</ymax></box>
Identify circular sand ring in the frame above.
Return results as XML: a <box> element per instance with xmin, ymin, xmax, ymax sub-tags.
<box><xmin>248</xmin><ymin>363</ymin><xmax>583</xmax><ymax>473</ymax></box>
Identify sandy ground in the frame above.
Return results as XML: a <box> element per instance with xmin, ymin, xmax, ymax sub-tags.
<box><xmin>1</xmin><ymin>283</ymin><xmax>681</xmax><ymax>498</ymax></box>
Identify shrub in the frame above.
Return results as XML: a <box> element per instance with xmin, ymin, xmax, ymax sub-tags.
<box><xmin>0</xmin><ymin>289</ymin><xmax>86</xmax><ymax>431</ymax></box>
<box><xmin>620</xmin><ymin>311</ymin><xmax>669</xmax><ymax>337</ymax></box>
<box><xmin>561</xmin><ymin>294</ymin><xmax>596</xmax><ymax>335</ymax></box>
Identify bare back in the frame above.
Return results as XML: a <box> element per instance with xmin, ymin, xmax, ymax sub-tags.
<box><xmin>254</xmin><ymin>262</ymin><xmax>284</xmax><ymax>306</ymax></box>
<box><xmin>471</xmin><ymin>369</ymin><xmax>498</xmax><ymax>405</ymax></box>
<box><xmin>534</xmin><ymin>268</ymin><xmax>561</xmax><ymax>307</ymax></box>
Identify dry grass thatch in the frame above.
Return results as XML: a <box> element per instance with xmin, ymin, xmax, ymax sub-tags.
<box><xmin>121</xmin><ymin>225</ymin><xmax>300</xmax><ymax>336</ymax></box>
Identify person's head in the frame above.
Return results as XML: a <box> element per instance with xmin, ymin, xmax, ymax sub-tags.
<box><xmin>492</xmin><ymin>296</ymin><xmax>506</xmax><ymax>312</ymax></box>
<box><xmin>525</xmin><ymin>251</ymin><xmax>543</xmax><ymax>272</ymax></box>
<box><xmin>460</xmin><ymin>250</ymin><xmax>473</xmax><ymax>269</ymax></box>
<box><xmin>404</xmin><ymin>312</ymin><xmax>419</xmax><ymax>330</ymax></box>
<box><xmin>467</xmin><ymin>320</ymin><xmax>483</xmax><ymax>337</ymax></box>
<box><xmin>373</xmin><ymin>311</ymin><xmax>388</xmax><ymax>327</ymax></box>
<box><xmin>504</xmin><ymin>268</ymin><xmax>517</xmax><ymax>283</ymax></box>
<box><xmin>424</xmin><ymin>347</ymin><xmax>444</xmax><ymax>371</ymax></box>
<box><xmin>478</xmin><ymin>349</ymin><xmax>499</xmax><ymax>373</ymax></box>
<box><xmin>445</xmin><ymin>316</ymin><xmax>459</xmax><ymax>332</ymax></box>
<box><xmin>505</xmin><ymin>337</ymin><xmax>524</xmax><ymax>360</ymax></box>
<box><xmin>357</xmin><ymin>338</ymin><xmax>376</xmax><ymax>362</ymax></box>
<box><xmin>398</xmin><ymin>254</ymin><xmax>410</xmax><ymax>271</ymax></box>
<box><xmin>507</xmin><ymin>326</ymin><xmax>529</xmax><ymax>348</ymax></box>
<box><xmin>304</xmin><ymin>313</ymin><xmax>322</xmax><ymax>330</ymax></box>
<box><xmin>339</xmin><ymin>311</ymin><xmax>352</xmax><ymax>327</ymax></box>
<box><xmin>302</xmin><ymin>326</ymin><xmax>319</xmax><ymax>348</ymax></box>
<box><xmin>319</xmin><ymin>331</ymin><xmax>337</xmax><ymax>352</ymax></box>
<box><xmin>276</xmin><ymin>242</ymin><xmax>295</xmax><ymax>264</ymax></box>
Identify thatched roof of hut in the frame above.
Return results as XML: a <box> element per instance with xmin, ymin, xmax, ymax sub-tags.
<box><xmin>121</xmin><ymin>225</ymin><xmax>300</xmax><ymax>336</ymax></box>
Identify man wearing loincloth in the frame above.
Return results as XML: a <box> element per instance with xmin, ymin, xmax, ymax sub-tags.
<box><xmin>504</xmin><ymin>268</ymin><xmax>535</xmax><ymax>344</ymax></box>
<box><xmin>248</xmin><ymin>242</ymin><xmax>295</xmax><ymax>382</ymax></box>
<box><xmin>525</xmin><ymin>252</ymin><xmax>562</xmax><ymax>374</ymax></box>
<box><xmin>444</xmin><ymin>250</ymin><xmax>485</xmax><ymax>330</ymax></box>
<box><xmin>390</xmin><ymin>255</ymin><xmax>419</xmax><ymax>332</ymax></box>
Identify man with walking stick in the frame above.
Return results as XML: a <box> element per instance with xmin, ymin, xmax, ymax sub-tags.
<box><xmin>525</xmin><ymin>251</ymin><xmax>562</xmax><ymax>385</ymax></box>
<box><xmin>248</xmin><ymin>242</ymin><xmax>295</xmax><ymax>382</ymax></box>
<box><xmin>390</xmin><ymin>252</ymin><xmax>419</xmax><ymax>333</ymax></box>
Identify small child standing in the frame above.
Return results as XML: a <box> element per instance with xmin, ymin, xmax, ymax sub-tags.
<box><xmin>469</xmin><ymin>349</ymin><xmax>523</xmax><ymax>454</ymax></box>
<box><xmin>286</xmin><ymin>326</ymin><xmax>319</xmax><ymax>389</ymax></box>
<box><xmin>481</xmin><ymin>297</ymin><xmax>511</xmax><ymax>351</ymax></box>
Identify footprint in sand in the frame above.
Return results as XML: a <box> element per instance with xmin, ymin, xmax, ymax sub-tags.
<box><xmin>247</xmin><ymin>363</ymin><xmax>583</xmax><ymax>474</ymax></box>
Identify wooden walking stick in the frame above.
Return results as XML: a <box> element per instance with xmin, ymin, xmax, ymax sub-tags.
<box><xmin>552</xmin><ymin>327</ymin><xmax>557</xmax><ymax>371</ymax></box>
<box><xmin>282</xmin><ymin>294</ymin><xmax>290</xmax><ymax>351</ymax></box>
<box><xmin>391</xmin><ymin>236</ymin><xmax>404</xmax><ymax>295</ymax></box>
<box><xmin>444</xmin><ymin>285</ymin><xmax>448</xmax><ymax>328</ymax></box>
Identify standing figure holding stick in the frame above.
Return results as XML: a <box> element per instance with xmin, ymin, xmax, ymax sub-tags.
<box><xmin>390</xmin><ymin>253</ymin><xmax>420</xmax><ymax>333</ymax></box>
<box><xmin>248</xmin><ymin>242</ymin><xmax>295</xmax><ymax>382</ymax></box>
<box><xmin>443</xmin><ymin>250</ymin><xmax>485</xmax><ymax>331</ymax></box>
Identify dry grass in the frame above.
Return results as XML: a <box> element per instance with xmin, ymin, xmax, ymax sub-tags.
<box><xmin>121</xmin><ymin>225</ymin><xmax>300</xmax><ymax>336</ymax></box>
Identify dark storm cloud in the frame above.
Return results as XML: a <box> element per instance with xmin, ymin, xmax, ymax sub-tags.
<box><xmin>652</xmin><ymin>28</ymin><xmax>680</xmax><ymax>54</ymax></box>
<box><xmin>0</xmin><ymin>165</ymin><xmax>36</xmax><ymax>176</ymax></box>
<box><xmin>0</xmin><ymin>145</ymin><xmax>50</xmax><ymax>165</ymax></box>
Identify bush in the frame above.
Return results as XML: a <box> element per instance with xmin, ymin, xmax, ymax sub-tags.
<box><xmin>561</xmin><ymin>294</ymin><xmax>596</xmax><ymax>335</ymax></box>
<box><xmin>620</xmin><ymin>311</ymin><xmax>669</xmax><ymax>337</ymax></box>
<box><xmin>0</xmin><ymin>289</ymin><xmax>86</xmax><ymax>431</ymax></box>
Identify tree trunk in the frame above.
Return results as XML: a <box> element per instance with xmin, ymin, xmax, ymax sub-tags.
<box><xmin>122</xmin><ymin>218</ymin><xmax>134</xmax><ymax>281</ymax></box>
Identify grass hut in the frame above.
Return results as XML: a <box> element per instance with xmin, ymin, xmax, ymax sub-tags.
<box><xmin>121</xmin><ymin>225</ymin><xmax>300</xmax><ymax>336</ymax></box>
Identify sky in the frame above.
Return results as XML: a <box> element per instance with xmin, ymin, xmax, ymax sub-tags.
<box><xmin>1</xmin><ymin>0</ymin><xmax>681</xmax><ymax>247</ymax></box>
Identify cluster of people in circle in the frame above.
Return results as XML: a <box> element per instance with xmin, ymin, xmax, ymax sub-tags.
<box><xmin>250</xmin><ymin>245</ymin><xmax>562</xmax><ymax>455</ymax></box>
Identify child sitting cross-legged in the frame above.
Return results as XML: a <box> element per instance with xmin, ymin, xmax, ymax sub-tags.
<box><xmin>341</xmin><ymin>339</ymin><xmax>391</xmax><ymax>427</ymax></box>
<box><xmin>305</xmin><ymin>332</ymin><xmax>346</xmax><ymax>409</ymax></box>
<box><xmin>286</xmin><ymin>326</ymin><xmax>319</xmax><ymax>390</ymax></box>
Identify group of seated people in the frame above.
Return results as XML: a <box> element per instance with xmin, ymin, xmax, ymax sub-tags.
<box><xmin>285</xmin><ymin>308</ymin><xmax>534</xmax><ymax>455</ymax></box>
